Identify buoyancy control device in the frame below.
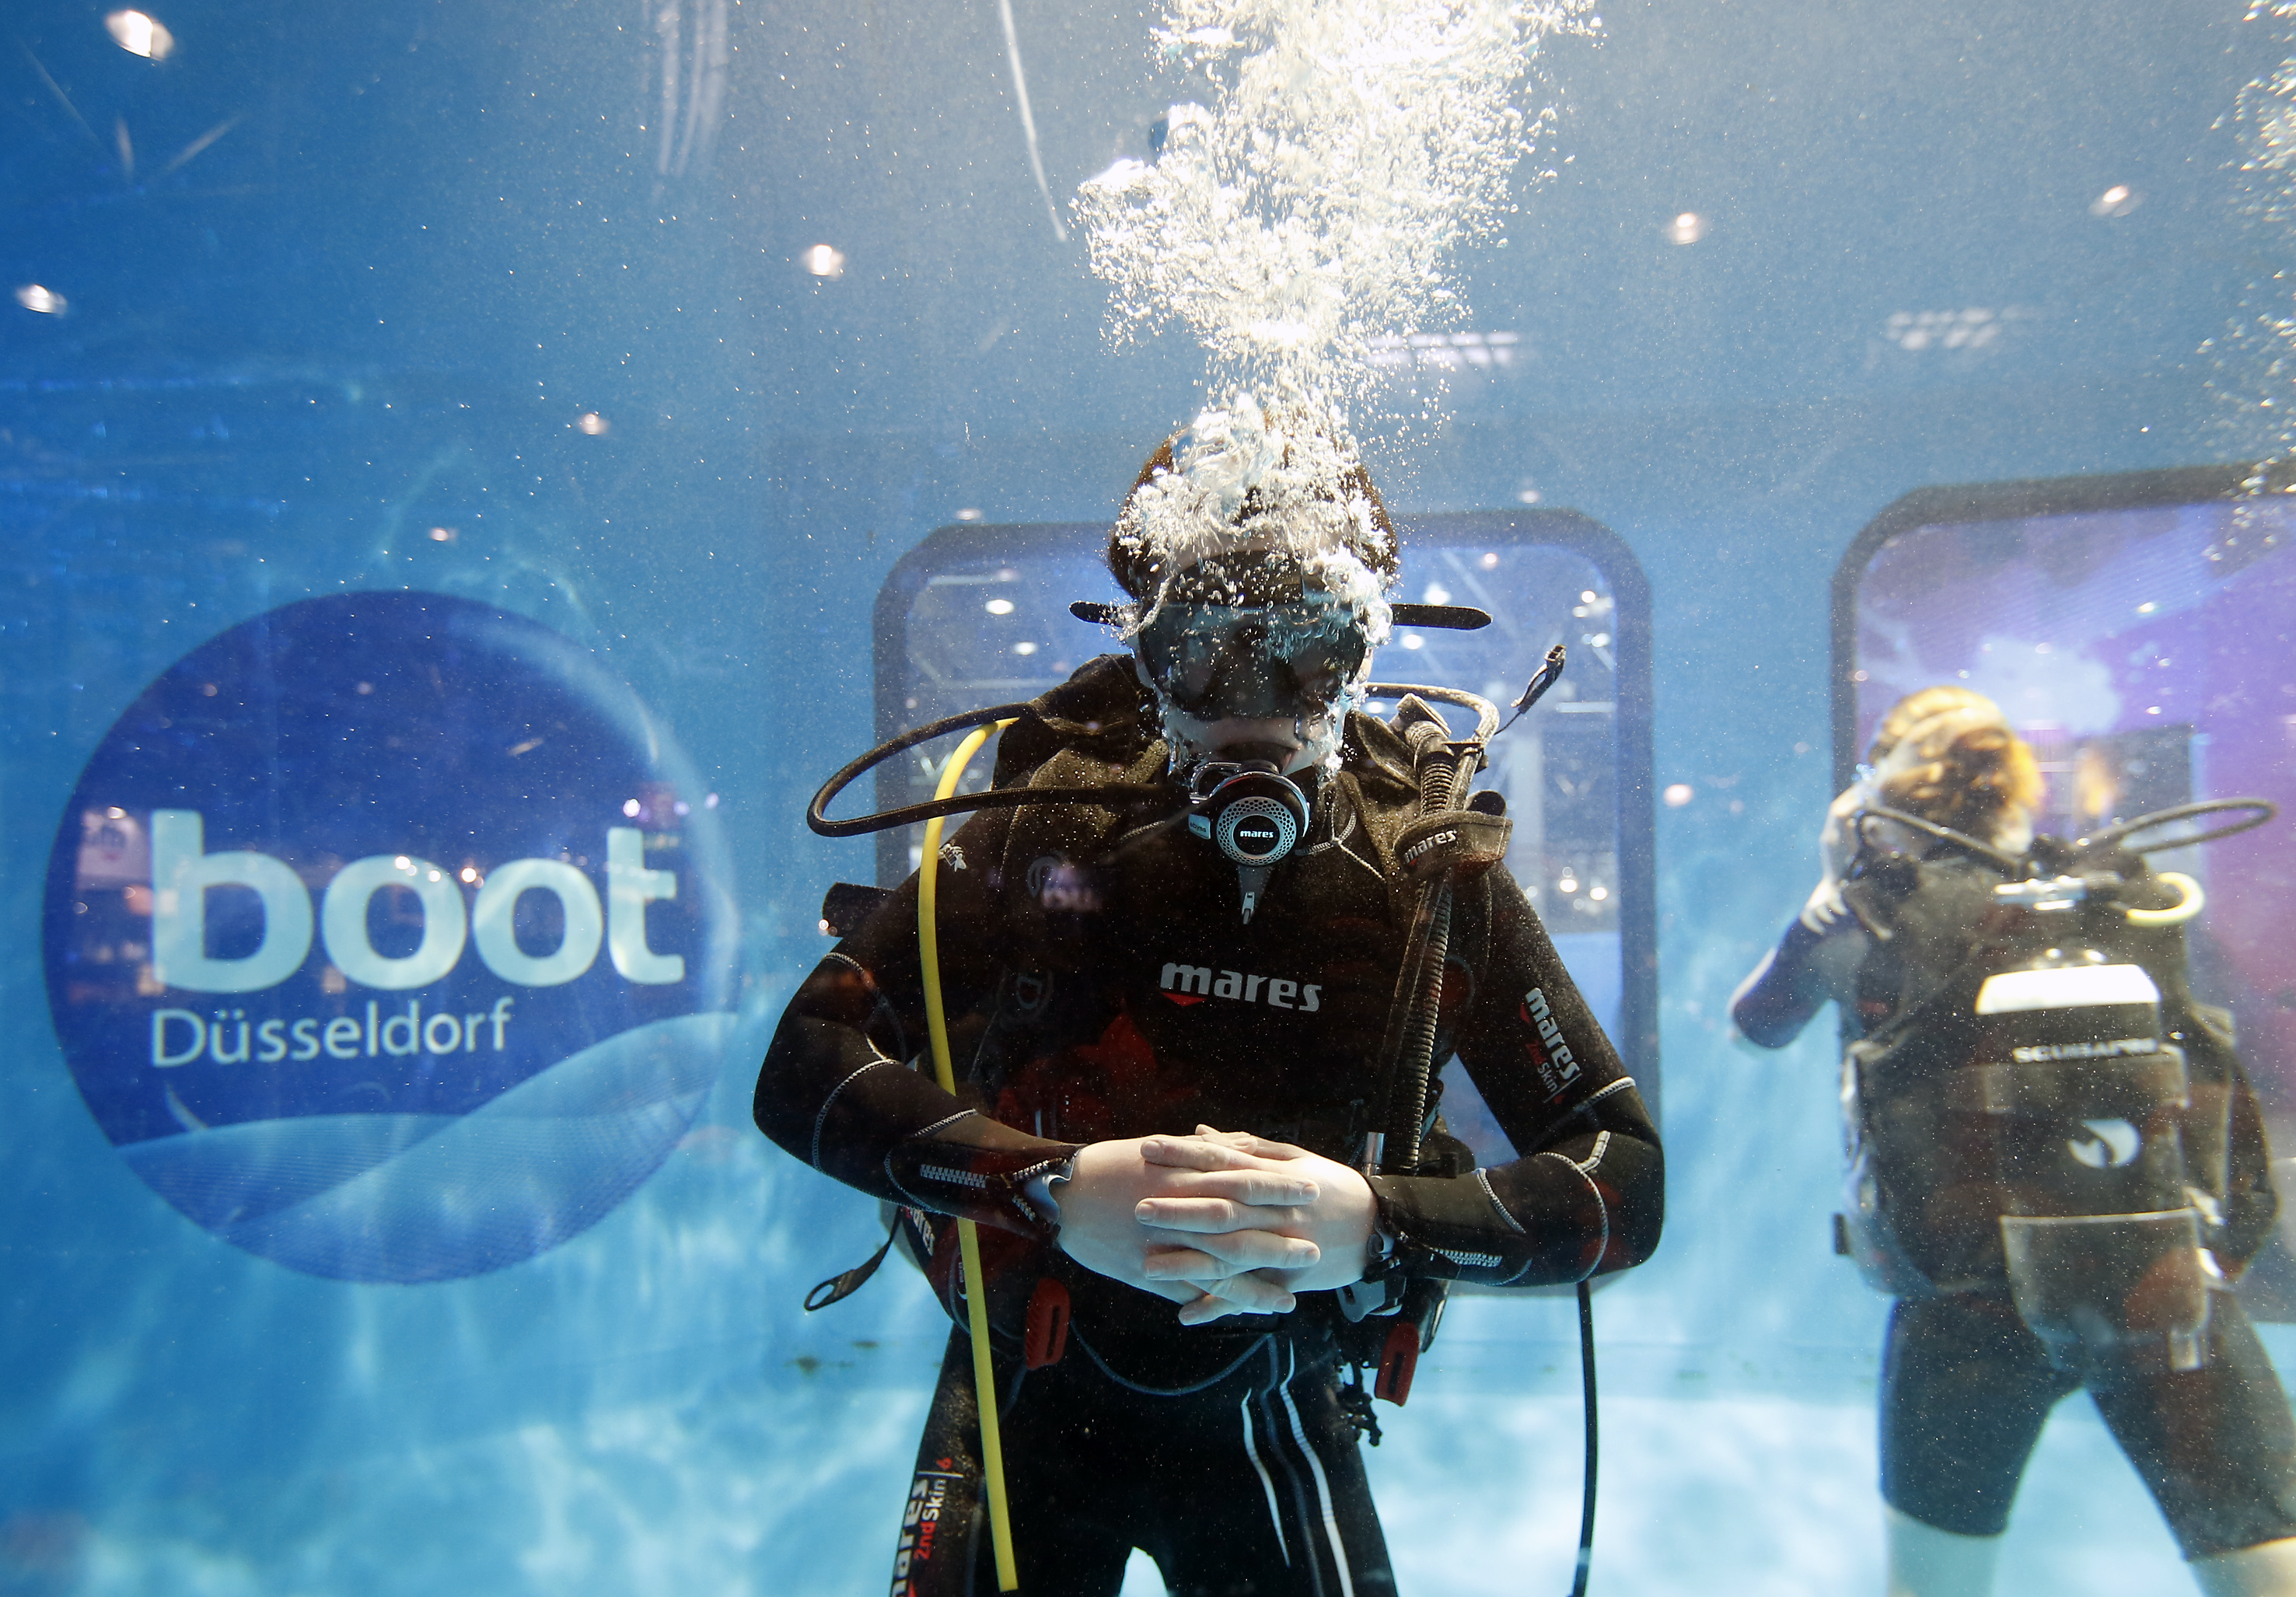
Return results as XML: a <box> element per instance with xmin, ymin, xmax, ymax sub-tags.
<box><xmin>1833</xmin><ymin>798</ymin><xmax>2276</xmax><ymax>1381</ymax></box>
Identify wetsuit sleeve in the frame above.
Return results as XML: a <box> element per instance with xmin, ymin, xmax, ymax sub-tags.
<box><xmin>1363</xmin><ymin>868</ymin><xmax>1662</xmax><ymax>1288</ymax></box>
<box><xmin>1729</xmin><ymin>919</ymin><xmax>1831</xmax><ymax>1048</ymax></box>
<box><xmin>753</xmin><ymin>807</ymin><xmax>1079</xmax><ymax>1239</ymax></box>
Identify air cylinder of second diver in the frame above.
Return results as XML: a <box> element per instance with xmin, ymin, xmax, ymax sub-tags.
<box><xmin>1967</xmin><ymin>878</ymin><xmax>2208</xmax><ymax>1379</ymax></box>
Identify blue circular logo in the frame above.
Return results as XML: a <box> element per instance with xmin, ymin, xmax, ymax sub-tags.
<box><xmin>42</xmin><ymin>593</ymin><xmax>737</xmax><ymax>1283</ymax></box>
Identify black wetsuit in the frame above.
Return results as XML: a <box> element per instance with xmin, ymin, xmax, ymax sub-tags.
<box><xmin>757</xmin><ymin>655</ymin><xmax>1662</xmax><ymax>1597</ymax></box>
<box><xmin>1732</xmin><ymin>858</ymin><xmax>2296</xmax><ymax>1560</ymax></box>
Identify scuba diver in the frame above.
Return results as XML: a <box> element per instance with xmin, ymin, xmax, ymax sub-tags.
<box><xmin>1731</xmin><ymin>686</ymin><xmax>2296</xmax><ymax>1597</ymax></box>
<box><xmin>754</xmin><ymin>406</ymin><xmax>1662</xmax><ymax>1597</ymax></box>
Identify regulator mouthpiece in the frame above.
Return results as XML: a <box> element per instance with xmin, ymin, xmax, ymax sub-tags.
<box><xmin>1186</xmin><ymin>761</ymin><xmax>1310</xmax><ymax>924</ymax></box>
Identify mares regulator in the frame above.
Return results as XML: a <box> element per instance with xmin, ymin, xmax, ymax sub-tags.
<box><xmin>806</xmin><ymin>613</ymin><xmax>1599</xmax><ymax>1596</ymax></box>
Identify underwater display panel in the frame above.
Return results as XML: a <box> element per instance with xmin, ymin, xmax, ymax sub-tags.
<box><xmin>1840</xmin><ymin>472</ymin><xmax>2296</xmax><ymax>1326</ymax></box>
<box><xmin>868</xmin><ymin>508</ymin><xmax>1657</xmax><ymax>1120</ymax></box>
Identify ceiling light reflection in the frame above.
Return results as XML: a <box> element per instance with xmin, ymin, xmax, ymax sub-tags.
<box><xmin>1368</xmin><ymin>329</ymin><xmax>1519</xmax><ymax>374</ymax></box>
<box><xmin>1666</xmin><ymin>211</ymin><xmax>1707</xmax><ymax>245</ymax></box>
<box><xmin>15</xmin><ymin>285</ymin><xmax>66</xmax><ymax>315</ymax></box>
<box><xmin>1883</xmin><ymin>308</ymin><xmax>2024</xmax><ymax>353</ymax></box>
<box><xmin>803</xmin><ymin>244</ymin><xmax>847</xmax><ymax>278</ymax></box>
<box><xmin>2089</xmin><ymin>184</ymin><xmax>2139</xmax><ymax>218</ymax></box>
<box><xmin>576</xmin><ymin>412</ymin><xmax>609</xmax><ymax>435</ymax></box>
<box><xmin>106</xmin><ymin>9</ymin><xmax>174</xmax><ymax>59</ymax></box>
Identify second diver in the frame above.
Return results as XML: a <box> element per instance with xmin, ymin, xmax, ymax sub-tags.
<box><xmin>1733</xmin><ymin>686</ymin><xmax>2296</xmax><ymax>1597</ymax></box>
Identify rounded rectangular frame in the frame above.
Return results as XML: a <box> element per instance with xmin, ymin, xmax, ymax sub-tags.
<box><xmin>871</xmin><ymin>508</ymin><xmax>1659</xmax><ymax>1097</ymax></box>
<box><xmin>1832</xmin><ymin>460</ymin><xmax>2296</xmax><ymax>1317</ymax></box>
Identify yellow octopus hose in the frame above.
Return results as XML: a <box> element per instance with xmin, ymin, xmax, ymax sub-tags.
<box><xmin>2123</xmin><ymin>871</ymin><xmax>2203</xmax><ymax>928</ymax></box>
<box><xmin>918</xmin><ymin>718</ymin><xmax>1021</xmax><ymax>1592</ymax></box>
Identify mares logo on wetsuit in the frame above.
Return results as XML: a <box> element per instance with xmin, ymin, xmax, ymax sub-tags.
<box><xmin>1522</xmin><ymin>987</ymin><xmax>1580</xmax><ymax>1098</ymax></box>
<box><xmin>42</xmin><ymin>592</ymin><xmax>737</xmax><ymax>1284</ymax></box>
<box><xmin>1400</xmin><ymin>828</ymin><xmax>1458</xmax><ymax>866</ymax></box>
<box><xmin>1158</xmin><ymin>961</ymin><xmax>1322</xmax><ymax>1011</ymax></box>
<box><xmin>892</xmin><ymin>1466</ymin><xmax>960</xmax><ymax>1596</ymax></box>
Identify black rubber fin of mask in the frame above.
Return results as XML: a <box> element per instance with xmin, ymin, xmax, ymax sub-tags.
<box><xmin>1389</xmin><ymin>604</ymin><xmax>1490</xmax><ymax>630</ymax></box>
<box><xmin>1071</xmin><ymin>599</ymin><xmax>1491</xmax><ymax>631</ymax></box>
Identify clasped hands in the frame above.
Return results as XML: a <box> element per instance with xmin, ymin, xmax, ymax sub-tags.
<box><xmin>1054</xmin><ymin>1126</ymin><xmax>1377</xmax><ymax>1326</ymax></box>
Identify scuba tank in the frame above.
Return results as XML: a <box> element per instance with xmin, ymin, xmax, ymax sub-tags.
<box><xmin>1834</xmin><ymin>798</ymin><xmax>2274</xmax><ymax>1382</ymax></box>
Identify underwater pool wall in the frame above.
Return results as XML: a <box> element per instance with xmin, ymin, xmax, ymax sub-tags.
<box><xmin>4</xmin><ymin>0</ymin><xmax>2294</xmax><ymax>1591</ymax></box>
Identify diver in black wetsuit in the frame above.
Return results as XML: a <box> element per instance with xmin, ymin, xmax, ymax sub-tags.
<box><xmin>755</xmin><ymin>420</ymin><xmax>1662</xmax><ymax>1597</ymax></box>
<box><xmin>1732</xmin><ymin>686</ymin><xmax>2296</xmax><ymax>1597</ymax></box>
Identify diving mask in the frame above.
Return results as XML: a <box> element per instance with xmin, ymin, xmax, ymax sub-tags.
<box><xmin>1131</xmin><ymin>554</ymin><xmax>1375</xmax><ymax>730</ymax></box>
<box><xmin>1135</xmin><ymin>599</ymin><xmax>1370</xmax><ymax>725</ymax></box>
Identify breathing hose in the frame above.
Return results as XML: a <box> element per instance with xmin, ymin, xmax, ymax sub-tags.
<box><xmin>1377</xmin><ymin>720</ymin><xmax>1466</xmax><ymax>1172</ymax></box>
<box><xmin>809</xmin><ymin>701</ymin><xmax>1163</xmax><ymax>838</ymax></box>
<box><xmin>1852</xmin><ymin>797</ymin><xmax>2277</xmax><ymax>876</ymax></box>
<box><xmin>917</xmin><ymin>718</ymin><xmax>1023</xmax><ymax>1595</ymax></box>
<box><xmin>1571</xmin><ymin>1278</ymin><xmax>1598</xmax><ymax>1597</ymax></box>
<box><xmin>2123</xmin><ymin>871</ymin><xmax>2203</xmax><ymax>928</ymax></box>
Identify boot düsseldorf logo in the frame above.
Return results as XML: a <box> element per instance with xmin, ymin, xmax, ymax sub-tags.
<box><xmin>41</xmin><ymin>592</ymin><xmax>737</xmax><ymax>1284</ymax></box>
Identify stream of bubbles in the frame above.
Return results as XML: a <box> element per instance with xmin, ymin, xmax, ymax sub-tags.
<box><xmin>1072</xmin><ymin>0</ymin><xmax>1596</xmax><ymax>601</ymax></box>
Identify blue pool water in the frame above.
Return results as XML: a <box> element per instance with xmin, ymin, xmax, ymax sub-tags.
<box><xmin>4</xmin><ymin>0</ymin><xmax>2294</xmax><ymax>1591</ymax></box>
